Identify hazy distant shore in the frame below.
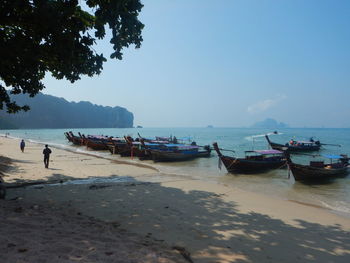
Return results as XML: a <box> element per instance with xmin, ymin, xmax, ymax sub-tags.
<box><xmin>1</xmin><ymin>136</ymin><xmax>350</xmax><ymax>262</ymax></box>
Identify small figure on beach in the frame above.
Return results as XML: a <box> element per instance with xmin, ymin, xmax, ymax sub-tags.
<box><xmin>20</xmin><ymin>139</ymin><xmax>25</xmax><ymax>152</ymax></box>
<box><xmin>43</xmin><ymin>145</ymin><xmax>52</xmax><ymax>168</ymax></box>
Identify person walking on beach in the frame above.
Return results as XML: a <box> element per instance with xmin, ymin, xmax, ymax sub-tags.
<box><xmin>43</xmin><ymin>145</ymin><xmax>52</xmax><ymax>168</ymax></box>
<box><xmin>20</xmin><ymin>139</ymin><xmax>25</xmax><ymax>152</ymax></box>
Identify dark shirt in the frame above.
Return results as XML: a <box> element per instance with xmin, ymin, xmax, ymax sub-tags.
<box><xmin>43</xmin><ymin>148</ymin><xmax>52</xmax><ymax>158</ymax></box>
<box><xmin>20</xmin><ymin>141</ymin><xmax>25</xmax><ymax>148</ymax></box>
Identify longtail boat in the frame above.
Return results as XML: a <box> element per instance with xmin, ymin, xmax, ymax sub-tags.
<box><xmin>85</xmin><ymin>139</ymin><xmax>109</xmax><ymax>150</ymax></box>
<box><xmin>64</xmin><ymin>132</ymin><xmax>71</xmax><ymax>142</ymax></box>
<box><xmin>106</xmin><ymin>136</ymin><xmax>135</xmax><ymax>155</ymax></box>
<box><xmin>265</xmin><ymin>135</ymin><xmax>321</xmax><ymax>152</ymax></box>
<box><xmin>117</xmin><ymin>136</ymin><xmax>138</xmax><ymax>157</ymax></box>
<box><xmin>137</xmin><ymin>139</ymin><xmax>162</xmax><ymax>160</ymax></box>
<box><xmin>65</xmin><ymin>131</ymin><xmax>83</xmax><ymax>145</ymax></box>
<box><xmin>285</xmin><ymin>152</ymin><xmax>349</xmax><ymax>181</ymax></box>
<box><xmin>150</xmin><ymin>144</ymin><xmax>211</xmax><ymax>162</ymax></box>
<box><xmin>213</xmin><ymin>142</ymin><xmax>286</xmax><ymax>174</ymax></box>
<box><xmin>121</xmin><ymin>137</ymin><xmax>153</xmax><ymax>159</ymax></box>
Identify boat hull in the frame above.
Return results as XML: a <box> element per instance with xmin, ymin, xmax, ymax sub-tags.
<box><xmin>151</xmin><ymin>150</ymin><xmax>210</xmax><ymax>162</ymax></box>
<box><xmin>65</xmin><ymin>132</ymin><xmax>83</xmax><ymax>145</ymax></box>
<box><xmin>85</xmin><ymin>139</ymin><xmax>109</xmax><ymax>150</ymax></box>
<box><xmin>269</xmin><ymin>142</ymin><xmax>320</xmax><ymax>152</ymax></box>
<box><xmin>220</xmin><ymin>156</ymin><xmax>286</xmax><ymax>173</ymax></box>
<box><xmin>288</xmin><ymin>163</ymin><xmax>348</xmax><ymax>181</ymax></box>
<box><xmin>265</xmin><ymin>135</ymin><xmax>321</xmax><ymax>152</ymax></box>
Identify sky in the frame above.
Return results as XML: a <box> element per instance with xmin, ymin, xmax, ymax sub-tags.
<box><xmin>43</xmin><ymin>0</ymin><xmax>350</xmax><ymax>128</ymax></box>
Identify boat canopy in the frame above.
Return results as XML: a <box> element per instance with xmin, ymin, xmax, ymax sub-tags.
<box><xmin>245</xmin><ymin>149</ymin><xmax>283</xmax><ymax>155</ymax></box>
<box><xmin>322</xmin><ymin>154</ymin><xmax>344</xmax><ymax>159</ymax></box>
<box><xmin>169</xmin><ymin>144</ymin><xmax>198</xmax><ymax>149</ymax></box>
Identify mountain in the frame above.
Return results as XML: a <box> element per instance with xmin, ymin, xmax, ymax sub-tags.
<box><xmin>0</xmin><ymin>93</ymin><xmax>133</xmax><ymax>129</ymax></box>
<box><xmin>251</xmin><ymin>118</ymin><xmax>289</xmax><ymax>129</ymax></box>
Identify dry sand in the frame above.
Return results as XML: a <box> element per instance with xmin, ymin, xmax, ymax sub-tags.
<box><xmin>1</xmin><ymin>136</ymin><xmax>350</xmax><ymax>263</ymax></box>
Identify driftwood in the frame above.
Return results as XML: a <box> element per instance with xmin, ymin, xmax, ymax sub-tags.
<box><xmin>88</xmin><ymin>184</ymin><xmax>111</xmax><ymax>190</ymax></box>
<box><xmin>4</xmin><ymin>179</ymin><xmax>67</xmax><ymax>189</ymax></box>
<box><xmin>172</xmin><ymin>246</ymin><xmax>194</xmax><ymax>263</ymax></box>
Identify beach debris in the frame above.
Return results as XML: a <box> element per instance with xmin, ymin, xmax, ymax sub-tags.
<box><xmin>5</xmin><ymin>180</ymin><xmax>66</xmax><ymax>189</ymax></box>
<box><xmin>172</xmin><ymin>246</ymin><xmax>194</xmax><ymax>263</ymax></box>
<box><xmin>18</xmin><ymin>248</ymin><xmax>28</xmax><ymax>253</ymax></box>
<box><xmin>105</xmin><ymin>251</ymin><xmax>114</xmax><ymax>256</ymax></box>
<box><xmin>88</xmin><ymin>184</ymin><xmax>111</xmax><ymax>190</ymax></box>
<box><xmin>7</xmin><ymin>243</ymin><xmax>16</xmax><ymax>248</ymax></box>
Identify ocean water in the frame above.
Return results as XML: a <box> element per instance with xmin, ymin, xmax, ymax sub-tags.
<box><xmin>1</xmin><ymin>127</ymin><xmax>350</xmax><ymax>217</ymax></box>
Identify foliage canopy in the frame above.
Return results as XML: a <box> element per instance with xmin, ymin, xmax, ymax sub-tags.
<box><xmin>0</xmin><ymin>0</ymin><xmax>144</xmax><ymax>113</ymax></box>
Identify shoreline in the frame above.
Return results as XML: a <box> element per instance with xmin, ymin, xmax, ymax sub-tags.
<box><xmin>2</xmin><ymin>130</ymin><xmax>350</xmax><ymax>218</ymax></box>
<box><xmin>1</xmin><ymin>136</ymin><xmax>350</xmax><ymax>262</ymax></box>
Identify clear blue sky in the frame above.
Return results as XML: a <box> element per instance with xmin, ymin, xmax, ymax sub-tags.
<box><xmin>43</xmin><ymin>0</ymin><xmax>350</xmax><ymax>128</ymax></box>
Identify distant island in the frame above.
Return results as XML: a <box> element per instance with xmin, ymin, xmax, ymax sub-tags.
<box><xmin>251</xmin><ymin>118</ymin><xmax>289</xmax><ymax>129</ymax></box>
<box><xmin>0</xmin><ymin>93</ymin><xmax>133</xmax><ymax>129</ymax></box>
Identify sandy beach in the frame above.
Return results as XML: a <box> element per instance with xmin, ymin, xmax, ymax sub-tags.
<box><xmin>1</xmin><ymin>136</ymin><xmax>350</xmax><ymax>263</ymax></box>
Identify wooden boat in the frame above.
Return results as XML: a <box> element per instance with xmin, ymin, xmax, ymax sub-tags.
<box><xmin>137</xmin><ymin>139</ymin><xmax>166</xmax><ymax>160</ymax></box>
<box><xmin>80</xmin><ymin>135</ymin><xmax>109</xmax><ymax>150</ymax></box>
<box><xmin>213</xmin><ymin>142</ymin><xmax>286</xmax><ymax>174</ymax></box>
<box><xmin>121</xmin><ymin>137</ymin><xmax>153</xmax><ymax>159</ymax></box>
<box><xmin>137</xmin><ymin>133</ymin><xmax>180</xmax><ymax>145</ymax></box>
<box><xmin>285</xmin><ymin>152</ymin><xmax>349</xmax><ymax>181</ymax></box>
<box><xmin>197</xmin><ymin>145</ymin><xmax>212</xmax><ymax>158</ymax></box>
<box><xmin>265</xmin><ymin>135</ymin><xmax>321</xmax><ymax>152</ymax></box>
<box><xmin>85</xmin><ymin>139</ymin><xmax>109</xmax><ymax>150</ymax></box>
<box><xmin>117</xmin><ymin>136</ymin><xmax>142</xmax><ymax>157</ymax></box>
<box><xmin>65</xmin><ymin>131</ymin><xmax>83</xmax><ymax>145</ymax></box>
<box><xmin>106</xmin><ymin>140</ymin><xmax>126</xmax><ymax>154</ymax></box>
<box><xmin>150</xmin><ymin>144</ymin><xmax>211</xmax><ymax>162</ymax></box>
<box><xmin>64</xmin><ymin>132</ymin><xmax>72</xmax><ymax>142</ymax></box>
<box><xmin>105</xmin><ymin>136</ymin><xmax>137</xmax><ymax>155</ymax></box>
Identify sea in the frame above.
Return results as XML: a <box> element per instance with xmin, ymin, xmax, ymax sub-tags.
<box><xmin>1</xmin><ymin>127</ymin><xmax>350</xmax><ymax>217</ymax></box>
